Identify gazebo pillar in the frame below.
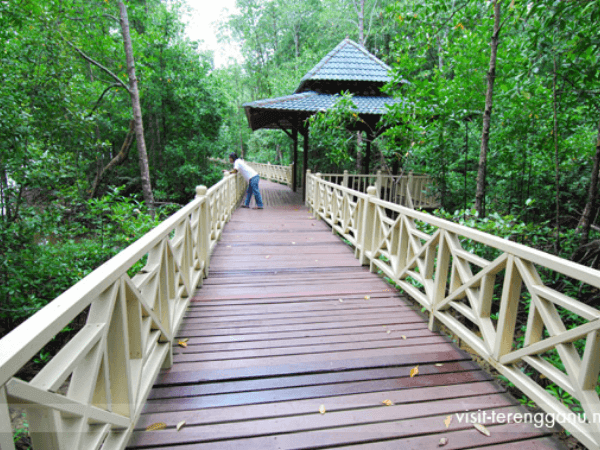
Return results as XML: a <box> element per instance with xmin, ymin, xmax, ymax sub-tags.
<box><xmin>292</xmin><ymin>127</ymin><xmax>298</xmax><ymax>192</ymax></box>
<box><xmin>302</xmin><ymin>125</ymin><xmax>309</xmax><ymax>200</ymax></box>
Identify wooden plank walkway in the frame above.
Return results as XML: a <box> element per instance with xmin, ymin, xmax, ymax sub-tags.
<box><xmin>127</xmin><ymin>181</ymin><xmax>565</xmax><ymax>449</ymax></box>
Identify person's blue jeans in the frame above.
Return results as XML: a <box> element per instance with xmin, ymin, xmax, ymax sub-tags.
<box><xmin>245</xmin><ymin>175</ymin><xmax>263</xmax><ymax>208</ymax></box>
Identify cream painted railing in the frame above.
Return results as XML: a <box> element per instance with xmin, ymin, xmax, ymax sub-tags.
<box><xmin>0</xmin><ymin>173</ymin><xmax>245</xmax><ymax>450</ymax></box>
<box><xmin>208</xmin><ymin>157</ymin><xmax>293</xmax><ymax>188</ymax></box>
<box><xmin>247</xmin><ymin>161</ymin><xmax>293</xmax><ymax>188</ymax></box>
<box><xmin>307</xmin><ymin>171</ymin><xmax>600</xmax><ymax>450</ymax></box>
<box><xmin>320</xmin><ymin>170</ymin><xmax>440</xmax><ymax>209</ymax></box>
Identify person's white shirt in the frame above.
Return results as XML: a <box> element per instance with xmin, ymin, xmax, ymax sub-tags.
<box><xmin>233</xmin><ymin>159</ymin><xmax>258</xmax><ymax>182</ymax></box>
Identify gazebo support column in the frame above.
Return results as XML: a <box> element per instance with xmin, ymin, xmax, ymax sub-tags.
<box><xmin>292</xmin><ymin>127</ymin><xmax>298</xmax><ymax>192</ymax></box>
<box><xmin>302</xmin><ymin>126</ymin><xmax>309</xmax><ymax>200</ymax></box>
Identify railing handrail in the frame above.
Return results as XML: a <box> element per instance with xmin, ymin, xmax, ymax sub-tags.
<box><xmin>320</xmin><ymin>170</ymin><xmax>439</xmax><ymax>209</ymax></box>
<box><xmin>208</xmin><ymin>157</ymin><xmax>293</xmax><ymax>188</ymax></box>
<box><xmin>306</xmin><ymin>172</ymin><xmax>600</xmax><ymax>450</ymax></box>
<box><xmin>0</xmin><ymin>173</ymin><xmax>246</xmax><ymax>450</ymax></box>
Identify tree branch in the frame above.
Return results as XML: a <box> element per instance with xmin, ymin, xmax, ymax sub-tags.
<box><xmin>87</xmin><ymin>83</ymin><xmax>121</xmax><ymax>117</ymax></box>
<box><xmin>60</xmin><ymin>33</ymin><xmax>132</xmax><ymax>95</ymax></box>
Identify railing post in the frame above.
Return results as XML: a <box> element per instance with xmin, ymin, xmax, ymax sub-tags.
<box><xmin>357</xmin><ymin>186</ymin><xmax>378</xmax><ymax>266</ymax></box>
<box><xmin>195</xmin><ymin>185</ymin><xmax>211</xmax><ymax>279</ymax></box>
<box><xmin>0</xmin><ymin>386</ymin><xmax>15</xmax><ymax>450</ymax></box>
<box><xmin>342</xmin><ymin>170</ymin><xmax>349</xmax><ymax>188</ymax></box>
<box><xmin>305</xmin><ymin>169</ymin><xmax>312</xmax><ymax>210</ymax></box>
<box><xmin>314</xmin><ymin>172</ymin><xmax>322</xmax><ymax>217</ymax></box>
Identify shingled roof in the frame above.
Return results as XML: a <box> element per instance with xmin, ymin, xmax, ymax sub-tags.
<box><xmin>243</xmin><ymin>38</ymin><xmax>400</xmax><ymax>131</ymax></box>
<box><xmin>295</xmin><ymin>38</ymin><xmax>392</xmax><ymax>93</ymax></box>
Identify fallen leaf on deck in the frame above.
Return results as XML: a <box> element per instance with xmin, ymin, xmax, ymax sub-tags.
<box><xmin>444</xmin><ymin>415</ymin><xmax>452</xmax><ymax>428</ymax></box>
<box><xmin>410</xmin><ymin>366</ymin><xmax>419</xmax><ymax>377</ymax></box>
<box><xmin>319</xmin><ymin>404</ymin><xmax>326</xmax><ymax>414</ymax></box>
<box><xmin>265</xmin><ymin>255</ymin><xmax>271</xmax><ymax>259</ymax></box>
<box><xmin>339</xmin><ymin>299</ymin><xmax>344</xmax><ymax>302</ymax></box>
<box><xmin>439</xmin><ymin>437</ymin><xmax>448</xmax><ymax>446</ymax></box>
<box><xmin>364</xmin><ymin>295</ymin><xmax>370</xmax><ymax>300</ymax></box>
<box><xmin>291</xmin><ymin>242</ymin><xmax>296</xmax><ymax>245</ymax></box>
<box><xmin>176</xmin><ymin>421</ymin><xmax>186</xmax><ymax>431</ymax></box>
<box><xmin>473</xmin><ymin>423</ymin><xmax>491</xmax><ymax>436</ymax></box>
<box><xmin>146</xmin><ymin>422</ymin><xmax>167</xmax><ymax>431</ymax></box>
<box><xmin>382</xmin><ymin>400</ymin><xmax>394</xmax><ymax>406</ymax></box>
<box><xmin>386</xmin><ymin>330</ymin><xmax>391</xmax><ymax>334</ymax></box>
<box><xmin>178</xmin><ymin>341</ymin><xmax>188</xmax><ymax>348</ymax></box>
<box><xmin>401</xmin><ymin>335</ymin><xmax>407</xmax><ymax>340</ymax></box>
<box><xmin>226</xmin><ymin>245</ymin><xmax>231</xmax><ymax>248</ymax></box>
<box><xmin>435</xmin><ymin>363</ymin><xmax>444</xmax><ymax>367</ymax></box>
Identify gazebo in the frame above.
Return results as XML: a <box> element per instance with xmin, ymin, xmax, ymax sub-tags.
<box><xmin>243</xmin><ymin>38</ymin><xmax>405</xmax><ymax>194</ymax></box>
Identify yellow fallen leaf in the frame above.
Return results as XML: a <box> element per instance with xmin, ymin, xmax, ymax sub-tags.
<box><xmin>473</xmin><ymin>423</ymin><xmax>491</xmax><ymax>436</ymax></box>
<box><xmin>401</xmin><ymin>335</ymin><xmax>407</xmax><ymax>340</ymax></box>
<box><xmin>291</xmin><ymin>242</ymin><xmax>296</xmax><ymax>245</ymax></box>
<box><xmin>176</xmin><ymin>420</ymin><xmax>186</xmax><ymax>431</ymax></box>
<box><xmin>435</xmin><ymin>363</ymin><xmax>444</xmax><ymax>367</ymax></box>
<box><xmin>382</xmin><ymin>399</ymin><xmax>394</xmax><ymax>406</ymax></box>
<box><xmin>179</xmin><ymin>338</ymin><xmax>189</xmax><ymax>343</ymax></box>
<box><xmin>410</xmin><ymin>366</ymin><xmax>419</xmax><ymax>378</ymax></box>
<box><xmin>387</xmin><ymin>330</ymin><xmax>391</xmax><ymax>334</ymax></box>
<box><xmin>444</xmin><ymin>415</ymin><xmax>452</xmax><ymax>428</ymax></box>
<box><xmin>439</xmin><ymin>437</ymin><xmax>448</xmax><ymax>446</ymax></box>
<box><xmin>339</xmin><ymin>299</ymin><xmax>344</xmax><ymax>302</ymax></box>
<box><xmin>364</xmin><ymin>295</ymin><xmax>370</xmax><ymax>300</ymax></box>
<box><xmin>145</xmin><ymin>422</ymin><xmax>167</xmax><ymax>431</ymax></box>
<box><xmin>265</xmin><ymin>255</ymin><xmax>271</xmax><ymax>259</ymax></box>
<box><xmin>178</xmin><ymin>341</ymin><xmax>188</xmax><ymax>348</ymax></box>
<box><xmin>319</xmin><ymin>404</ymin><xmax>326</xmax><ymax>414</ymax></box>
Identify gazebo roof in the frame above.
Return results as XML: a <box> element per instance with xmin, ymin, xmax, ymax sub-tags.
<box><xmin>243</xmin><ymin>91</ymin><xmax>406</xmax><ymax>131</ymax></box>
<box><xmin>295</xmin><ymin>38</ymin><xmax>392</xmax><ymax>93</ymax></box>
<box><xmin>243</xmin><ymin>38</ymin><xmax>401</xmax><ymax>132</ymax></box>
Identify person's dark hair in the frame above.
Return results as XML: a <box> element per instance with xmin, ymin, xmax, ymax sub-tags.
<box><xmin>229</xmin><ymin>152</ymin><xmax>238</xmax><ymax>161</ymax></box>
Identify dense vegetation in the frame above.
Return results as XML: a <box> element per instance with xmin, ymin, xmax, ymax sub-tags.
<box><xmin>1</xmin><ymin>0</ymin><xmax>599</xmax><ymax>444</ymax></box>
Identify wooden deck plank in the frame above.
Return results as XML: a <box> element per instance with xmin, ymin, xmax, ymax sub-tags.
<box><xmin>127</xmin><ymin>180</ymin><xmax>564</xmax><ymax>450</ymax></box>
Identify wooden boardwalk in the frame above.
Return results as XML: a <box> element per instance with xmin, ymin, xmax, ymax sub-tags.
<box><xmin>127</xmin><ymin>181</ymin><xmax>565</xmax><ymax>449</ymax></box>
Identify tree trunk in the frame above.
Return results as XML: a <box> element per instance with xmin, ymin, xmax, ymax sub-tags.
<box><xmin>577</xmin><ymin>116</ymin><xmax>600</xmax><ymax>245</ymax></box>
<box><xmin>356</xmin><ymin>131</ymin><xmax>363</xmax><ymax>174</ymax></box>
<box><xmin>358</xmin><ymin>0</ymin><xmax>365</xmax><ymax>46</ymax></box>
<box><xmin>118</xmin><ymin>1</ymin><xmax>155</xmax><ymax>215</ymax></box>
<box><xmin>552</xmin><ymin>56</ymin><xmax>561</xmax><ymax>254</ymax></box>
<box><xmin>475</xmin><ymin>0</ymin><xmax>502</xmax><ymax>218</ymax></box>
<box><xmin>89</xmin><ymin>120</ymin><xmax>135</xmax><ymax>199</ymax></box>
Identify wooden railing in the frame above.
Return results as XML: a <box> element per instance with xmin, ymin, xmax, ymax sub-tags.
<box><xmin>0</xmin><ymin>173</ymin><xmax>246</xmax><ymax>450</ymax></box>
<box><xmin>320</xmin><ymin>170</ymin><xmax>440</xmax><ymax>209</ymax></box>
<box><xmin>208</xmin><ymin>157</ymin><xmax>293</xmax><ymax>188</ymax></box>
<box><xmin>247</xmin><ymin>161</ymin><xmax>293</xmax><ymax>188</ymax></box>
<box><xmin>306</xmin><ymin>171</ymin><xmax>600</xmax><ymax>450</ymax></box>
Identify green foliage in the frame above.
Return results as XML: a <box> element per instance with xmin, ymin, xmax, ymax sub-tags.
<box><xmin>0</xmin><ymin>188</ymin><xmax>175</xmax><ymax>336</ymax></box>
<box><xmin>308</xmin><ymin>92</ymin><xmax>363</xmax><ymax>168</ymax></box>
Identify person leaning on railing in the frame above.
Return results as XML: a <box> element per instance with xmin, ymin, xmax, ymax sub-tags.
<box><xmin>223</xmin><ymin>152</ymin><xmax>264</xmax><ymax>209</ymax></box>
